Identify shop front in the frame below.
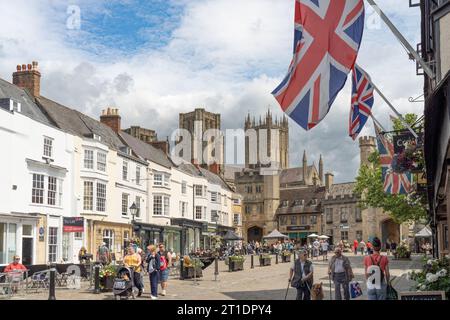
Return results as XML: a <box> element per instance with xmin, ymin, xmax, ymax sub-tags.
<box><xmin>0</xmin><ymin>213</ymin><xmax>39</xmax><ymax>267</ymax></box>
<box><xmin>163</xmin><ymin>226</ymin><xmax>182</xmax><ymax>255</ymax></box>
<box><xmin>285</xmin><ymin>226</ymin><xmax>315</xmax><ymax>245</ymax></box>
<box><xmin>171</xmin><ymin>218</ymin><xmax>204</xmax><ymax>255</ymax></box>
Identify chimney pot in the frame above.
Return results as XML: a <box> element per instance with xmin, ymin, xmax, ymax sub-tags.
<box><xmin>27</xmin><ymin>64</ymin><xmax>32</xmax><ymax>71</ymax></box>
<box><xmin>13</xmin><ymin>61</ymin><xmax>41</xmax><ymax>97</ymax></box>
<box><xmin>32</xmin><ymin>61</ymin><xmax>38</xmax><ymax>70</ymax></box>
<box><xmin>22</xmin><ymin>64</ymin><xmax>26</xmax><ymax>71</ymax></box>
<box><xmin>17</xmin><ymin>65</ymin><xmax>21</xmax><ymax>71</ymax></box>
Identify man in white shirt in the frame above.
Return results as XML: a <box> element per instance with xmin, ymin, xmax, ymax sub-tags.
<box><xmin>321</xmin><ymin>240</ymin><xmax>329</xmax><ymax>261</ymax></box>
<box><xmin>312</xmin><ymin>239</ymin><xmax>320</xmax><ymax>260</ymax></box>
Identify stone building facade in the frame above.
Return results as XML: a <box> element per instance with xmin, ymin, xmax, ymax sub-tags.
<box><xmin>178</xmin><ymin>108</ymin><xmax>224</xmax><ymax>175</ymax></box>
<box><xmin>244</xmin><ymin>110</ymin><xmax>289</xmax><ymax>170</ymax></box>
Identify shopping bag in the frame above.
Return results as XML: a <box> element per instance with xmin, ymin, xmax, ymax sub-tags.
<box><xmin>386</xmin><ymin>283</ymin><xmax>398</xmax><ymax>300</ymax></box>
<box><xmin>349</xmin><ymin>281</ymin><xmax>363</xmax><ymax>299</ymax></box>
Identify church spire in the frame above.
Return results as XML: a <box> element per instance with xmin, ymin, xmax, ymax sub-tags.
<box><xmin>319</xmin><ymin>154</ymin><xmax>324</xmax><ymax>185</ymax></box>
<box><xmin>302</xmin><ymin>150</ymin><xmax>307</xmax><ymax>184</ymax></box>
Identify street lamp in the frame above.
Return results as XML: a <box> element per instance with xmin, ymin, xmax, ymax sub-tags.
<box><xmin>129</xmin><ymin>202</ymin><xmax>138</xmax><ymax>223</ymax></box>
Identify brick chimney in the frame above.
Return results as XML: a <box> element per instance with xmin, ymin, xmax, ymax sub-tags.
<box><xmin>208</xmin><ymin>162</ymin><xmax>220</xmax><ymax>175</ymax></box>
<box><xmin>13</xmin><ymin>61</ymin><xmax>41</xmax><ymax>97</ymax></box>
<box><xmin>100</xmin><ymin>108</ymin><xmax>121</xmax><ymax>133</ymax></box>
<box><xmin>149</xmin><ymin>140</ymin><xmax>170</xmax><ymax>154</ymax></box>
<box><xmin>325</xmin><ymin>172</ymin><xmax>334</xmax><ymax>191</ymax></box>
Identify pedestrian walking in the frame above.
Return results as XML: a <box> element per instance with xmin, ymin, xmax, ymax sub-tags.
<box><xmin>359</xmin><ymin>240</ymin><xmax>366</xmax><ymax>255</ymax></box>
<box><xmin>364</xmin><ymin>237</ymin><xmax>390</xmax><ymax>300</ymax></box>
<box><xmin>145</xmin><ymin>245</ymin><xmax>160</xmax><ymax>300</ymax></box>
<box><xmin>158</xmin><ymin>243</ymin><xmax>171</xmax><ymax>296</ymax></box>
<box><xmin>353</xmin><ymin>239</ymin><xmax>359</xmax><ymax>255</ymax></box>
<box><xmin>312</xmin><ymin>239</ymin><xmax>320</xmax><ymax>260</ymax></box>
<box><xmin>289</xmin><ymin>249</ymin><xmax>313</xmax><ymax>300</ymax></box>
<box><xmin>367</xmin><ymin>240</ymin><xmax>373</xmax><ymax>255</ymax></box>
<box><xmin>321</xmin><ymin>240</ymin><xmax>329</xmax><ymax>261</ymax></box>
<box><xmin>96</xmin><ymin>242</ymin><xmax>111</xmax><ymax>266</ymax></box>
<box><xmin>328</xmin><ymin>247</ymin><xmax>354</xmax><ymax>300</ymax></box>
<box><xmin>123</xmin><ymin>246</ymin><xmax>144</xmax><ymax>297</ymax></box>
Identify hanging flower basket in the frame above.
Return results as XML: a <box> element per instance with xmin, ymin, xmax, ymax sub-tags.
<box><xmin>391</xmin><ymin>140</ymin><xmax>424</xmax><ymax>174</ymax></box>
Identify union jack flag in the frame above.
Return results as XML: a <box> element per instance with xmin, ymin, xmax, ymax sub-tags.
<box><xmin>272</xmin><ymin>0</ymin><xmax>365</xmax><ymax>130</ymax></box>
<box><xmin>374</xmin><ymin>123</ymin><xmax>412</xmax><ymax>195</ymax></box>
<box><xmin>349</xmin><ymin>64</ymin><xmax>374</xmax><ymax>140</ymax></box>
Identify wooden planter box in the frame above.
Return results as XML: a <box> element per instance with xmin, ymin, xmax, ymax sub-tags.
<box><xmin>100</xmin><ymin>276</ymin><xmax>114</xmax><ymax>292</ymax></box>
<box><xmin>282</xmin><ymin>255</ymin><xmax>291</xmax><ymax>263</ymax></box>
<box><xmin>229</xmin><ymin>260</ymin><xmax>244</xmax><ymax>272</ymax></box>
<box><xmin>259</xmin><ymin>257</ymin><xmax>271</xmax><ymax>266</ymax></box>
<box><xmin>182</xmin><ymin>266</ymin><xmax>203</xmax><ymax>279</ymax></box>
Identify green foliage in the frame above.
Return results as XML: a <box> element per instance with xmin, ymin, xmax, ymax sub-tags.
<box><xmin>99</xmin><ymin>264</ymin><xmax>117</xmax><ymax>278</ymax></box>
<box><xmin>395</xmin><ymin>242</ymin><xmax>411</xmax><ymax>259</ymax></box>
<box><xmin>354</xmin><ymin>151</ymin><xmax>427</xmax><ymax>223</ymax></box>
<box><xmin>229</xmin><ymin>255</ymin><xmax>245</xmax><ymax>262</ymax></box>
<box><xmin>410</xmin><ymin>258</ymin><xmax>450</xmax><ymax>299</ymax></box>
<box><xmin>392</xmin><ymin>113</ymin><xmax>419</xmax><ymax>131</ymax></box>
<box><xmin>282</xmin><ymin>250</ymin><xmax>291</xmax><ymax>257</ymax></box>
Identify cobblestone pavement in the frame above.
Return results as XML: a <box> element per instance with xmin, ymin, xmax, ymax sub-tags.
<box><xmin>6</xmin><ymin>253</ymin><xmax>424</xmax><ymax>300</ymax></box>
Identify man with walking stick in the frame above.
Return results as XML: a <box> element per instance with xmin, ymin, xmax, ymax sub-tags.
<box><xmin>328</xmin><ymin>247</ymin><xmax>354</xmax><ymax>300</ymax></box>
<box><xmin>288</xmin><ymin>250</ymin><xmax>313</xmax><ymax>300</ymax></box>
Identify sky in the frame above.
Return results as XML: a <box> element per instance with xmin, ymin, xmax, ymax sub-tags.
<box><xmin>0</xmin><ymin>0</ymin><xmax>424</xmax><ymax>182</ymax></box>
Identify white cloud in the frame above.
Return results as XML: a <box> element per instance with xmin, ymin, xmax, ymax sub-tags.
<box><xmin>0</xmin><ymin>0</ymin><xmax>424</xmax><ymax>182</ymax></box>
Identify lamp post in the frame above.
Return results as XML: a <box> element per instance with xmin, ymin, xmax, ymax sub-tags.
<box><xmin>129</xmin><ymin>202</ymin><xmax>138</xmax><ymax>248</ymax></box>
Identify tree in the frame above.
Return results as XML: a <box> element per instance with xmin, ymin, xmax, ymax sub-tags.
<box><xmin>354</xmin><ymin>151</ymin><xmax>427</xmax><ymax>223</ymax></box>
<box><xmin>354</xmin><ymin>113</ymin><xmax>427</xmax><ymax>223</ymax></box>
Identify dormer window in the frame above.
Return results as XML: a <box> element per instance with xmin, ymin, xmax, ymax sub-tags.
<box><xmin>282</xmin><ymin>200</ymin><xmax>288</xmax><ymax>207</ymax></box>
<box><xmin>93</xmin><ymin>134</ymin><xmax>102</xmax><ymax>141</ymax></box>
<box><xmin>43</xmin><ymin>136</ymin><xmax>53</xmax><ymax>159</ymax></box>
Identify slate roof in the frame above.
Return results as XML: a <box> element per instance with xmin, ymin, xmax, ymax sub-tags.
<box><xmin>327</xmin><ymin>182</ymin><xmax>356</xmax><ymax>197</ymax></box>
<box><xmin>276</xmin><ymin>186</ymin><xmax>326</xmax><ymax>215</ymax></box>
<box><xmin>36</xmin><ymin>96</ymin><xmax>124</xmax><ymax>150</ymax></box>
<box><xmin>198</xmin><ymin>167</ymin><xmax>233</xmax><ymax>191</ymax></box>
<box><xmin>0</xmin><ymin>78</ymin><xmax>53</xmax><ymax>126</ymax></box>
<box><xmin>280</xmin><ymin>165</ymin><xmax>317</xmax><ymax>185</ymax></box>
<box><xmin>118</xmin><ymin>131</ymin><xmax>173</xmax><ymax>168</ymax></box>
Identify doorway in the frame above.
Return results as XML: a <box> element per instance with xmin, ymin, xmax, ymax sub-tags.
<box><xmin>247</xmin><ymin>226</ymin><xmax>263</xmax><ymax>242</ymax></box>
<box><xmin>22</xmin><ymin>238</ymin><xmax>33</xmax><ymax>266</ymax></box>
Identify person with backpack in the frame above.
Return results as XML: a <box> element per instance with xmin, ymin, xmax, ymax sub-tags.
<box><xmin>289</xmin><ymin>249</ymin><xmax>313</xmax><ymax>300</ymax></box>
<box><xmin>145</xmin><ymin>245</ymin><xmax>160</xmax><ymax>300</ymax></box>
<box><xmin>158</xmin><ymin>243</ymin><xmax>171</xmax><ymax>296</ymax></box>
<box><xmin>364</xmin><ymin>237</ymin><xmax>390</xmax><ymax>300</ymax></box>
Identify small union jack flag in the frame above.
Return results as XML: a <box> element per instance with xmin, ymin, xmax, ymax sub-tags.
<box><xmin>349</xmin><ymin>64</ymin><xmax>374</xmax><ymax>140</ymax></box>
<box><xmin>272</xmin><ymin>0</ymin><xmax>365</xmax><ymax>130</ymax></box>
<box><xmin>374</xmin><ymin>123</ymin><xmax>412</xmax><ymax>195</ymax></box>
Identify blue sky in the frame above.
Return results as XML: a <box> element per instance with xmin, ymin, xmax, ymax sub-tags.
<box><xmin>0</xmin><ymin>0</ymin><xmax>424</xmax><ymax>182</ymax></box>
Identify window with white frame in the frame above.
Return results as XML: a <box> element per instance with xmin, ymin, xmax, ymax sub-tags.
<box><xmin>122</xmin><ymin>161</ymin><xmax>128</xmax><ymax>181</ymax></box>
<box><xmin>180</xmin><ymin>201</ymin><xmax>188</xmax><ymax>217</ymax></box>
<box><xmin>43</xmin><ymin>137</ymin><xmax>53</xmax><ymax>158</ymax></box>
<box><xmin>32</xmin><ymin>174</ymin><xmax>44</xmax><ymax>204</ymax></box>
<box><xmin>164</xmin><ymin>174</ymin><xmax>170</xmax><ymax>187</ymax></box>
<box><xmin>135</xmin><ymin>196</ymin><xmax>141</xmax><ymax>218</ymax></box>
<box><xmin>181</xmin><ymin>181</ymin><xmax>187</xmax><ymax>194</ymax></box>
<box><xmin>84</xmin><ymin>150</ymin><xmax>94</xmax><ymax>169</ymax></box>
<box><xmin>154</xmin><ymin>195</ymin><xmax>162</xmax><ymax>215</ymax></box>
<box><xmin>48</xmin><ymin>227</ymin><xmax>58</xmax><ymax>263</ymax></box>
<box><xmin>195</xmin><ymin>185</ymin><xmax>203</xmax><ymax>196</ymax></box>
<box><xmin>58</xmin><ymin>180</ymin><xmax>63</xmax><ymax>206</ymax></box>
<box><xmin>47</xmin><ymin>176</ymin><xmax>57</xmax><ymax>206</ymax></box>
<box><xmin>83</xmin><ymin>181</ymin><xmax>93</xmax><ymax>211</ymax></box>
<box><xmin>103</xmin><ymin>229</ymin><xmax>114</xmax><ymax>250</ymax></box>
<box><xmin>97</xmin><ymin>183</ymin><xmax>106</xmax><ymax>212</ymax></box>
<box><xmin>74</xmin><ymin>232</ymin><xmax>83</xmax><ymax>240</ymax></box>
<box><xmin>211</xmin><ymin>210</ymin><xmax>218</xmax><ymax>222</ymax></box>
<box><xmin>211</xmin><ymin>192</ymin><xmax>218</xmax><ymax>203</ymax></box>
<box><xmin>233</xmin><ymin>214</ymin><xmax>240</xmax><ymax>225</ymax></box>
<box><xmin>164</xmin><ymin>197</ymin><xmax>170</xmax><ymax>216</ymax></box>
<box><xmin>195</xmin><ymin>206</ymin><xmax>203</xmax><ymax>220</ymax></box>
<box><xmin>97</xmin><ymin>152</ymin><xmax>107</xmax><ymax>172</ymax></box>
<box><xmin>122</xmin><ymin>194</ymin><xmax>129</xmax><ymax>216</ymax></box>
<box><xmin>154</xmin><ymin>173</ymin><xmax>163</xmax><ymax>186</ymax></box>
<box><xmin>136</xmin><ymin>166</ymin><xmax>141</xmax><ymax>185</ymax></box>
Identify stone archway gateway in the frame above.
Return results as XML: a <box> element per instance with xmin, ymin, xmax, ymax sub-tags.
<box><xmin>380</xmin><ymin>218</ymin><xmax>400</xmax><ymax>248</ymax></box>
<box><xmin>247</xmin><ymin>226</ymin><xmax>263</xmax><ymax>242</ymax></box>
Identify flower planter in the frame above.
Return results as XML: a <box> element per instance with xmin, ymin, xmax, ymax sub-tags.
<box><xmin>182</xmin><ymin>266</ymin><xmax>203</xmax><ymax>279</ymax></box>
<box><xmin>282</xmin><ymin>255</ymin><xmax>291</xmax><ymax>263</ymax></box>
<box><xmin>259</xmin><ymin>257</ymin><xmax>271</xmax><ymax>266</ymax></box>
<box><xmin>229</xmin><ymin>260</ymin><xmax>244</xmax><ymax>272</ymax></box>
<box><xmin>100</xmin><ymin>276</ymin><xmax>114</xmax><ymax>292</ymax></box>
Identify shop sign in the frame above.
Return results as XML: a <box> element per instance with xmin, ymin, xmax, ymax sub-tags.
<box><xmin>63</xmin><ymin>217</ymin><xmax>84</xmax><ymax>232</ymax></box>
<box><xmin>287</xmin><ymin>225</ymin><xmax>310</xmax><ymax>231</ymax></box>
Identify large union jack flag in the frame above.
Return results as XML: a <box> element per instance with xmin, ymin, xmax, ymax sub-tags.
<box><xmin>272</xmin><ymin>0</ymin><xmax>365</xmax><ymax>130</ymax></box>
<box><xmin>374</xmin><ymin>123</ymin><xmax>412</xmax><ymax>195</ymax></box>
<box><xmin>349</xmin><ymin>64</ymin><xmax>374</xmax><ymax>140</ymax></box>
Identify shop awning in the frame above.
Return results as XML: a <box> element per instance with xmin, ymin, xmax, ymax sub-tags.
<box><xmin>222</xmin><ymin>230</ymin><xmax>243</xmax><ymax>241</ymax></box>
<box><xmin>415</xmin><ymin>227</ymin><xmax>432</xmax><ymax>238</ymax></box>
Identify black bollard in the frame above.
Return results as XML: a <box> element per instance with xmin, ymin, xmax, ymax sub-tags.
<box><xmin>214</xmin><ymin>257</ymin><xmax>219</xmax><ymax>281</ymax></box>
<box><xmin>48</xmin><ymin>267</ymin><xmax>56</xmax><ymax>300</ymax></box>
<box><xmin>276</xmin><ymin>253</ymin><xmax>279</xmax><ymax>264</ymax></box>
<box><xmin>179</xmin><ymin>259</ymin><xmax>184</xmax><ymax>280</ymax></box>
<box><xmin>94</xmin><ymin>264</ymin><xmax>100</xmax><ymax>294</ymax></box>
<box><xmin>251</xmin><ymin>254</ymin><xmax>254</xmax><ymax>269</ymax></box>
<box><xmin>228</xmin><ymin>258</ymin><xmax>232</xmax><ymax>272</ymax></box>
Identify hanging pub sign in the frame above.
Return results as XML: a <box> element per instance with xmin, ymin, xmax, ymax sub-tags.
<box><xmin>63</xmin><ymin>217</ymin><xmax>84</xmax><ymax>232</ymax></box>
<box><xmin>392</xmin><ymin>130</ymin><xmax>424</xmax><ymax>174</ymax></box>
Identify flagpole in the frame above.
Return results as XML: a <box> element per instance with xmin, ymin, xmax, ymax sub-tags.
<box><xmin>370</xmin><ymin>114</ymin><xmax>387</xmax><ymax>132</ymax></box>
<box><xmin>365</xmin><ymin>0</ymin><xmax>435</xmax><ymax>80</ymax></box>
<box><xmin>360</xmin><ymin>70</ymin><xmax>418</xmax><ymax>139</ymax></box>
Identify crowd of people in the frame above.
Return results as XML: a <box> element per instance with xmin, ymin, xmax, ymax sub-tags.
<box><xmin>289</xmin><ymin>237</ymin><xmax>391</xmax><ymax>301</ymax></box>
